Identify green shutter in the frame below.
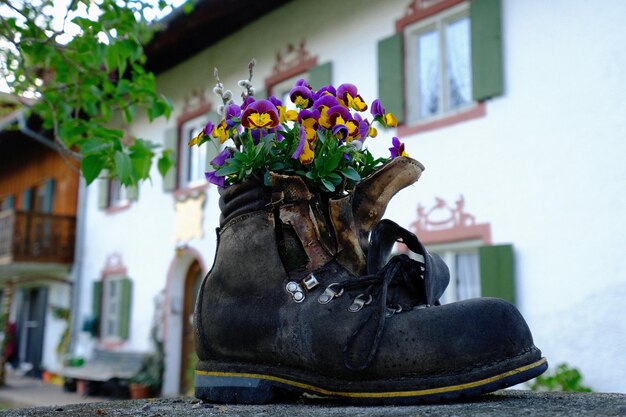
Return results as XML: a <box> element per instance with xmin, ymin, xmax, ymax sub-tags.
<box><xmin>308</xmin><ymin>62</ymin><xmax>333</xmax><ymax>91</ymax></box>
<box><xmin>22</xmin><ymin>188</ymin><xmax>32</xmax><ymax>211</ymax></box>
<box><xmin>479</xmin><ymin>244</ymin><xmax>515</xmax><ymax>304</ymax></box>
<box><xmin>126</xmin><ymin>185</ymin><xmax>139</xmax><ymax>202</ymax></box>
<box><xmin>470</xmin><ymin>0</ymin><xmax>504</xmax><ymax>100</ymax></box>
<box><xmin>5</xmin><ymin>195</ymin><xmax>14</xmax><ymax>209</ymax></box>
<box><xmin>43</xmin><ymin>179</ymin><xmax>55</xmax><ymax>213</ymax></box>
<box><xmin>119</xmin><ymin>278</ymin><xmax>132</xmax><ymax>340</ymax></box>
<box><xmin>162</xmin><ymin>127</ymin><xmax>178</xmax><ymax>192</ymax></box>
<box><xmin>92</xmin><ymin>281</ymin><xmax>102</xmax><ymax>336</ymax></box>
<box><xmin>254</xmin><ymin>89</ymin><xmax>268</xmax><ymax>100</ymax></box>
<box><xmin>97</xmin><ymin>178</ymin><xmax>109</xmax><ymax>209</ymax></box>
<box><xmin>378</xmin><ymin>33</ymin><xmax>405</xmax><ymax>124</ymax></box>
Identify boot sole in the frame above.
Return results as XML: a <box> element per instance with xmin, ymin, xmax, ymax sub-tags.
<box><xmin>195</xmin><ymin>356</ymin><xmax>548</xmax><ymax>404</ymax></box>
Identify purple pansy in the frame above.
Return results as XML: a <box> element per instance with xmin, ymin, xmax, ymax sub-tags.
<box><xmin>313</xmin><ymin>85</ymin><xmax>337</xmax><ymax>100</ymax></box>
<box><xmin>313</xmin><ymin>95</ymin><xmax>339</xmax><ymax>111</ymax></box>
<box><xmin>337</xmin><ymin>83</ymin><xmax>358</xmax><ymax>103</ymax></box>
<box><xmin>327</xmin><ymin>105</ymin><xmax>352</xmax><ymax>126</ymax></box>
<box><xmin>289</xmin><ymin>85</ymin><xmax>314</xmax><ymax>108</ymax></box>
<box><xmin>241</xmin><ymin>96</ymin><xmax>255</xmax><ymax>110</ymax></box>
<box><xmin>202</xmin><ymin>120</ymin><xmax>215</xmax><ymax>136</ymax></box>
<box><xmin>241</xmin><ymin>99</ymin><xmax>280</xmax><ymax>129</ymax></box>
<box><xmin>371</xmin><ymin>99</ymin><xmax>385</xmax><ymax>118</ymax></box>
<box><xmin>211</xmin><ymin>149</ymin><xmax>231</xmax><ymax>167</ymax></box>
<box><xmin>268</xmin><ymin>95</ymin><xmax>283</xmax><ymax>108</ymax></box>
<box><xmin>332</xmin><ymin>123</ymin><xmax>349</xmax><ymax>141</ymax></box>
<box><xmin>225</xmin><ymin>104</ymin><xmax>242</xmax><ymax>128</ymax></box>
<box><xmin>292</xmin><ymin>126</ymin><xmax>307</xmax><ymax>160</ymax></box>
<box><xmin>205</xmin><ymin>170</ymin><xmax>225</xmax><ymax>187</ymax></box>
<box><xmin>389</xmin><ymin>137</ymin><xmax>407</xmax><ymax>158</ymax></box>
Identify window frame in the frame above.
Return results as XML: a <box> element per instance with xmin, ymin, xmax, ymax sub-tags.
<box><xmin>100</xmin><ymin>273</ymin><xmax>126</xmax><ymax>343</ymax></box>
<box><xmin>404</xmin><ymin>2</ymin><xmax>476</xmax><ymax>126</ymax></box>
<box><xmin>423</xmin><ymin>239</ymin><xmax>483</xmax><ymax>304</ymax></box>
<box><xmin>178</xmin><ymin>113</ymin><xmax>211</xmax><ymax>190</ymax></box>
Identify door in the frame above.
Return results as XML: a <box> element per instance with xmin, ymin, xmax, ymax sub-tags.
<box><xmin>17</xmin><ymin>287</ymin><xmax>48</xmax><ymax>376</ymax></box>
<box><xmin>179</xmin><ymin>260</ymin><xmax>203</xmax><ymax>394</ymax></box>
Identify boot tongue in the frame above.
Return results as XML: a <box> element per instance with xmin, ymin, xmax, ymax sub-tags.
<box><xmin>367</xmin><ymin>219</ymin><xmax>450</xmax><ymax>306</ymax></box>
<box><xmin>352</xmin><ymin>157</ymin><xmax>425</xmax><ymax>254</ymax></box>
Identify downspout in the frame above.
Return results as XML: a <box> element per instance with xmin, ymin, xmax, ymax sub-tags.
<box><xmin>68</xmin><ymin>178</ymin><xmax>87</xmax><ymax>356</ymax></box>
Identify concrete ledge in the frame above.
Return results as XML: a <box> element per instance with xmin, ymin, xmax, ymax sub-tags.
<box><xmin>1</xmin><ymin>391</ymin><xmax>625</xmax><ymax>417</ymax></box>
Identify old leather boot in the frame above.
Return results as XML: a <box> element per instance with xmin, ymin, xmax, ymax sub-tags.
<box><xmin>194</xmin><ymin>157</ymin><xmax>547</xmax><ymax>404</ymax></box>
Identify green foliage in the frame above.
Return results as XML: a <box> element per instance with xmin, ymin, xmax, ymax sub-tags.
<box><xmin>529</xmin><ymin>363</ymin><xmax>593</xmax><ymax>392</ymax></box>
<box><xmin>0</xmin><ymin>0</ymin><xmax>178</xmax><ymax>187</ymax></box>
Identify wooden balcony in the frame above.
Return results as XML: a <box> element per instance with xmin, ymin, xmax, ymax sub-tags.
<box><xmin>0</xmin><ymin>210</ymin><xmax>76</xmax><ymax>265</ymax></box>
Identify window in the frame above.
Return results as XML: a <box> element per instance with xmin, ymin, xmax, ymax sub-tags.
<box><xmin>0</xmin><ymin>195</ymin><xmax>14</xmax><ymax>211</ymax></box>
<box><xmin>378</xmin><ymin>0</ymin><xmax>503</xmax><ymax>132</ymax></box>
<box><xmin>94</xmin><ymin>275</ymin><xmax>132</xmax><ymax>342</ymax></box>
<box><xmin>97</xmin><ymin>175</ymin><xmax>138</xmax><ymax>211</ymax></box>
<box><xmin>179</xmin><ymin>114</ymin><xmax>210</xmax><ymax>189</ymax></box>
<box><xmin>405</xmin><ymin>4</ymin><xmax>473</xmax><ymax>123</ymax></box>
<box><xmin>108</xmin><ymin>178</ymin><xmax>128</xmax><ymax>208</ymax></box>
<box><xmin>272</xmin><ymin>74</ymin><xmax>304</xmax><ymax>113</ymax></box>
<box><xmin>423</xmin><ymin>240</ymin><xmax>481</xmax><ymax>304</ymax></box>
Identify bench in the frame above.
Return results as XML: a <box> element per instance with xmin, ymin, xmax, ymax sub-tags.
<box><xmin>58</xmin><ymin>349</ymin><xmax>149</xmax><ymax>397</ymax></box>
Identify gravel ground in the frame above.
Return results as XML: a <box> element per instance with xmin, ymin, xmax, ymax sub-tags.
<box><xmin>1</xmin><ymin>390</ymin><xmax>625</xmax><ymax>417</ymax></box>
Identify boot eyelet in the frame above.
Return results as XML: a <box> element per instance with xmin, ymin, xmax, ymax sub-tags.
<box><xmin>348</xmin><ymin>294</ymin><xmax>372</xmax><ymax>313</ymax></box>
<box><xmin>286</xmin><ymin>281</ymin><xmax>306</xmax><ymax>303</ymax></box>
<box><xmin>318</xmin><ymin>283</ymin><xmax>343</xmax><ymax>304</ymax></box>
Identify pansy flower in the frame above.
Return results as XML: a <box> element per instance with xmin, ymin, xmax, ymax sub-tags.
<box><xmin>225</xmin><ymin>104</ymin><xmax>242</xmax><ymax>128</ymax></box>
<box><xmin>292</xmin><ymin>125</ymin><xmax>314</xmax><ymax>165</ymax></box>
<box><xmin>205</xmin><ymin>170</ymin><xmax>225</xmax><ymax>187</ymax></box>
<box><xmin>212</xmin><ymin>120</ymin><xmax>229</xmax><ymax>143</ymax></box>
<box><xmin>241</xmin><ymin>99</ymin><xmax>280</xmax><ymax>129</ymax></box>
<box><xmin>389</xmin><ymin>137</ymin><xmax>409</xmax><ymax>158</ymax></box>
<box><xmin>289</xmin><ymin>84</ymin><xmax>314</xmax><ymax>109</ymax></box>
<box><xmin>352</xmin><ymin>113</ymin><xmax>371</xmax><ymax>141</ymax></box>
<box><xmin>298</xmin><ymin>109</ymin><xmax>320</xmax><ymax>141</ymax></box>
<box><xmin>313</xmin><ymin>85</ymin><xmax>337</xmax><ymax>100</ymax></box>
<box><xmin>327</xmin><ymin>105</ymin><xmax>352</xmax><ymax>127</ymax></box>
<box><xmin>211</xmin><ymin>148</ymin><xmax>232</xmax><ymax>167</ymax></box>
<box><xmin>313</xmin><ymin>95</ymin><xmax>339</xmax><ymax>129</ymax></box>
<box><xmin>370</xmin><ymin>98</ymin><xmax>398</xmax><ymax>127</ymax></box>
<box><xmin>188</xmin><ymin>120</ymin><xmax>215</xmax><ymax>146</ymax></box>
<box><xmin>337</xmin><ymin>83</ymin><xmax>368</xmax><ymax>112</ymax></box>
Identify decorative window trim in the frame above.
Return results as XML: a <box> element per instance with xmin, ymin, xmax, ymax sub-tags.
<box><xmin>409</xmin><ymin>195</ymin><xmax>491</xmax><ymax>245</ymax></box>
<box><xmin>396</xmin><ymin>0</ymin><xmax>466</xmax><ymax>32</ymax></box>
<box><xmin>264</xmin><ymin>40</ymin><xmax>319</xmax><ymax>95</ymax></box>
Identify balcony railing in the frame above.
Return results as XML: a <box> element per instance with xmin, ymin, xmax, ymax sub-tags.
<box><xmin>0</xmin><ymin>210</ymin><xmax>76</xmax><ymax>265</ymax></box>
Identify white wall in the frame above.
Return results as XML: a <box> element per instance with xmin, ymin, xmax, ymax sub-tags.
<box><xmin>78</xmin><ymin>0</ymin><xmax>626</xmax><ymax>393</ymax></box>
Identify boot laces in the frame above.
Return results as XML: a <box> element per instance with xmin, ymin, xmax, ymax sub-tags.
<box><xmin>320</xmin><ymin>255</ymin><xmax>430</xmax><ymax>371</ymax></box>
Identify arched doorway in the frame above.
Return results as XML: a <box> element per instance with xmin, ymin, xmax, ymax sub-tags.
<box><xmin>179</xmin><ymin>259</ymin><xmax>203</xmax><ymax>394</ymax></box>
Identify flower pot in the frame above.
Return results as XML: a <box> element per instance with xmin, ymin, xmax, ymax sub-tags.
<box><xmin>129</xmin><ymin>383</ymin><xmax>151</xmax><ymax>399</ymax></box>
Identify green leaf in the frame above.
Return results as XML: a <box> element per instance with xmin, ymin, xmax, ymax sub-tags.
<box><xmin>81</xmin><ymin>154</ymin><xmax>106</xmax><ymax>185</ymax></box>
<box><xmin>80</xmin><ymin>138</ymin><xmax>112</xmax><ymax>155</ymax></box>
<box><xmin>130</xmin><ymin>153</ymin><xmax>152</xmax><ymax>180</ymax></box>
<box><xmin>114</xmin><ymin>151</ymin><xmax>134</xmax><ymax>185</ymax></box>
<box><xmin>215</xmin><ymin>164</ymin><xmax>241</xmax><ymax>177</ymax></box>
<box><xmin>341</xmin><ymin>167</ymin><xmax>361</xmax><ymax>181</ymax></box>
<box><xmin>321</xmin><ymin>178</ymin><xmax>335</xmax><ymax>192</ymax></box>
<box><xmin>157</xmin><ymin>151</ymin><xmax>174</xmax><ymax>178</ymax></box>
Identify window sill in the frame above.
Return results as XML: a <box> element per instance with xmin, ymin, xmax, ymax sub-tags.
<box><xmin>398</xmin><ymin>102</ymin><xmax>486</xmax><ymax>137</ymax></box>
<box><xmin>105</xmin><ymin>201</ymin><xmax>131</xmax><ymax>215</ymax></box>
<box><xmin>174</xmin><ymin>182</ymin><xmax>208</xmax><ymax>200</ymax></box>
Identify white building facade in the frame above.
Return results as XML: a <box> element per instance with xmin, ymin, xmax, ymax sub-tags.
<box><xmin>74</xmin><ymin>0</ymin><xmax>626</xmax><ymax>395</ymax></box>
